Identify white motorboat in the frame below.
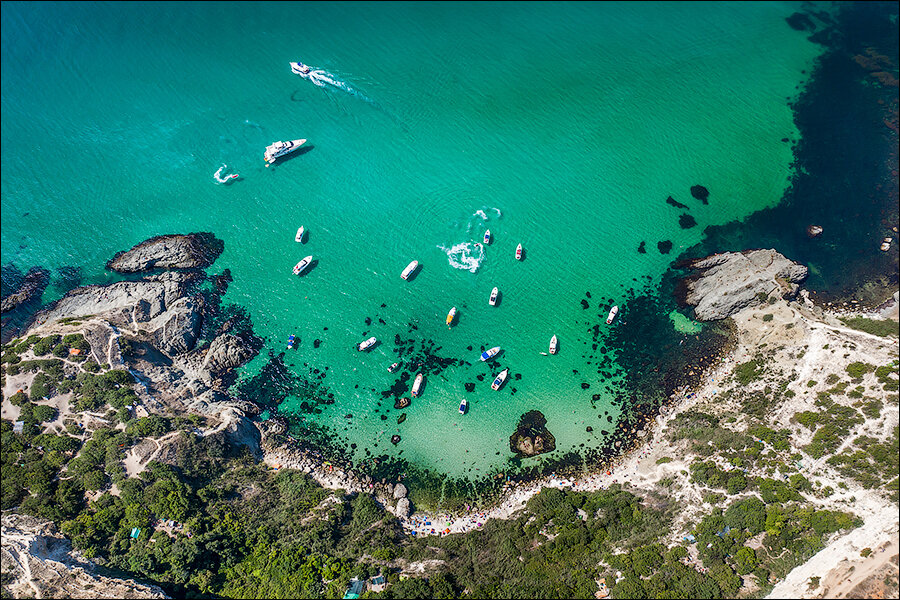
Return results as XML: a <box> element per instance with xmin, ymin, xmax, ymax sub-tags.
<box><xmin>606</xmin><ymin>305</ymin><xmax>619</xmax><ymax>324</ymax></box>
<box><xmin>489</xmin><ymin>287</ymin><xmax>499</xmax><ymax>306</ymax></box>
<box><xmin>293</xmin><ymin>255</ymin><xmax>313</xmax><ymax>275</ymax></box>
<box><xmin>388</xmin><ymin>362</ymin><xmax>401</xmax><ymax>373</ymax></box>
<box><xmin>491</xmin><ymin>368</ymin><xmax>509</xmax><ymax>391</ymax></box>
<box><xmin>515</xmin><ymin>243</ymin><xmax>523</xmax><ymax>260</ymax></box>
<box><xmin>480</xmin><ymin>346</ymin><xmax>500</xmax><ymax>361</ymax></box>
<box><xmin>357</xmin><ymin>337</ymin><xmax>377</xmax><ymax>351</ymax></box>
<box><xmin>287</xmin><ymin>334</ymin><xmax>296</xmax><ymax>350</ymax></box>
<box><xmin>295</xmin><ymin>226</ymin><xmax>305</xmax><ymax>243</ymax></box>
<box><xmin>446</xmin><ymin>306</ymin><xmax>457</xmax><ymax>327</ymax></box>
<box><xmin>549</xmin><ymin>335</ymin><xmax>558</xmax><ymax>355</ymax></box>
<box><xmin>290</xmin><ymin>62</ymin><xmax>331</xmax><ymax>87</ymax></box>
<box><xmin>483</xmin><ymin>230</ymin><xmax>491</xmax><ymax>245</ymax></box>
<box><xmin>459</xmin><ymin>398</ymin><xmax>468</xmax><ymax>414</ymax></box>
<box><xmin>401</xmin><ymin>260</ymin><xmax>419</xmax><ymax>280</ymax></box>
<box><xmin>264</xmin><ymin>139</ymin><xmax>306</xmax><ymax>164</ymax></box>
<box><xmin>411</xmin><ymin>373</ymin><xmax>424</xmax><ymax>397</ymax></box>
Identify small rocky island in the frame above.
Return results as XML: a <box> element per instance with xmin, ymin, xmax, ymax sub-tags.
<box><xmin>106</xmin><ymin>233</ymin><xmax>224</xmax><ymax>273</ymax></box>
<box><xmin>509</xmin><ymin>410</ymin><xmax>556</xmax><ymax>457</ymax></box>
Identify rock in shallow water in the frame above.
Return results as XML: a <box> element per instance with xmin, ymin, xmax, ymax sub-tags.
<box><xmin>509</xmin><ymin>410</ymin><xmax>556</xmax><ymax>457</ymax></box>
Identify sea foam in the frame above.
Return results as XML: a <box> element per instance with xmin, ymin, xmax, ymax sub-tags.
<box><xmin>439</xmin><ymin>241</ymin><xmax>485</xmax><ymax>273</ymax></box>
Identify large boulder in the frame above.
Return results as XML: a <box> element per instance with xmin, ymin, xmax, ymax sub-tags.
<box><xmin>393</xmin><ymin>483</ymin><xmax>408</xmax><ymax>499</ymax></box>
<box><xmin>510</xmin><ymin>410</ymin><xmax>556</xmax><ymax>457</ymax></box>
<box><xmin>395</xmin><ymin>497</ymin><xmax>412</xmax><ymax>518</ymax></box>
<box><xmin>678</xmin><ymin>249</ymin><xmax>808</xmax><ymax>321</ymax></box>
<box><xmin>106</xmin><ymin>233</ymin><xmax>223</xmax><ymax>273</ymax></box>
<box><xmin>151</xmin><ymin>297</ymin><xmax>201</xmax><ymax>355</ymax></box>
<box><xmin>200</xmin><ymin>334</ymin><xmax>258</xmax><ymax>379</ymax></box>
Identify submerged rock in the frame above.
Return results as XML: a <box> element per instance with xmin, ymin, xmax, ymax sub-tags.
<box><xmin>1</xmin><ymin>266</ymin><xmax>50</xmax><ymax>313</ymax></box>
<box><xmin>666</xmin><ymin>196</ymin><xmax>689</xmax><ymax>210</ymax></box>
<box><xmin>806</xmin><ymin>224</ymin><xmax>824</xmax><ymax>237</ymax></box>
<box><xmin>106</xmin><ymin>233</ymin><xmax>224</xmax><ymax>273</ymax></box>
<box><xmin>509</xmin><ymin>410</ymin><xmax>556</xmax><ymax>457</ymax></box>
<box><xmin>679</xmin><ymin>214</ymin><xmax>697</xmax><ymax>229</ymax></box>
<box><xmin>690</xmin><ymin>185</ymin><xmax>709</xmax><ymax>204</ymax></box>
<box><xmin>658</xmin><ymin>240</ymin><xmax>673</xmax><ymax>254</ymax></box>
<box><xmin>677</xmin><ymin>249</ymin><xmax>808</xmax><ymax>321</ymax></box>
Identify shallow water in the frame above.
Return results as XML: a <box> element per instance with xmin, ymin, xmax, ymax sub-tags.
<box><xmin>1</xmin><ymin>2</ymin><xmax>825</xmax><ymax>477</ymax></box>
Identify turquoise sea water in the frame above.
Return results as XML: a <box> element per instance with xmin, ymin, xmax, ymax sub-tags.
<box><xmin>2</xmin><ymin>2</ymin><xmax>824</xmax><ymax>477</ymax></box>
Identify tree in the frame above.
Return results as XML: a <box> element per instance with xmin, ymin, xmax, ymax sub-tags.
<box><xmin>734</xmin><ymin>546</ymin><xmax>758</xmax><ymax>574</ymax></box>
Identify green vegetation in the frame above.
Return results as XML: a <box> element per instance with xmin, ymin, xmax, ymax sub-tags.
<box><xmin>734</xmin><ymin>359</ymin><xmax>765</xmax><ymax>386</ymax></box>
<box><xmin>839</xmin><ymin>317</ymin><xmax>899</xmax><ymax>338</ymax></box>
<box><xmin>762</xmin><ymin>314</ymin><xmax>774</xmax><ymax>322</ymax></box>
<box><xmin>846</xmin><ymin>362</ymin><xmax>875</xmax><ymax>380</ymax></box>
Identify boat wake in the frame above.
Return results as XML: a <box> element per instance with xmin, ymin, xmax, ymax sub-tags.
<box><xmin>465</xmin><ymin>207</ymin><xmax>503</xmax><ymax>235</ymax></box>
<box><xmin>438</xmin><ymin>241</ymin><xmax>485</xmax><ymax>273</ymax></box>
<box><xmin>214</xmin><ymin>164</ymin><xmax>239</xmax><ymax>184</ymax></box>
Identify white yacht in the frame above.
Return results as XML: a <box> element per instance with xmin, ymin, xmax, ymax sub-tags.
<box><xmin>549</xmin><ymin>335</ymin><xmax>558</xmax><ymax>355</ymax></box>
<box><xmin>401</xmin><ymin>260</ymin><xmax>419</xmax><ymax>280</ymax></box>
<box><xmin>357</xmin><ymin>337</ymin><xmax>377</xmax><ymax>351</ymax></box>
<box><xmin>459</xmin><ymin>398</ymin><xmax>468</xmax><ymax>414</ymax></box>
<box><xmin>606</xmin><ymin>305</ymin><xmax>619</xmax><ymax>324</ymax></box>
<box><xmin>515</xmin><ymin>243</ymin><xmax>523</xmax><ymax>260</ymax></box>
<box><xmin>480</xmin><ymin>346</ymin><xmax>500</xmax><ymax>361</ymax></box>
<box><xmin>489</xmin><ymin>287</ymin><xmax>499</xmax><ymax>306</ymax></box>
<box><xmin>491</xmin><ymin>368</ymin><xmax>509</xmax><ymax>391</ymax></box>
<box><xmin>264</xmin><ymin>139</ymin><xmax>306</xmax><ymax>164</ymax></box>
<box><xmin>483</xmin><ymin>230</ymin><xmax>491</xmax><ymax>245</ymax></box>
<box><xmin>293</xmin><ymin>255</ymin><xmax>313</xmax><ymax>275</ymax></box>
<box><xmin>411</xmin><ymin>373</ymin><xmax>424</xmax><ymax>397</ymax></box>
<box><xmin>295</xmin><ymin>226</ymin><xmax>305</xmax><ymax>243</ymax></box>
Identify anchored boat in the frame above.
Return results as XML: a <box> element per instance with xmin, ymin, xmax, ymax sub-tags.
<box><xmin>357</xmin><ymin>337</ymin><xmax>377</xmax><ymax>351</ymax></box>
<box><xmin>459</xmin><ymin>398</ymin><xmax>468</xmax><ymax>414</ymax></box>
<box><xmin>446</xmin><ymin>306</ymin><xmax>457</xmax><ymax>327</ymax></box>
<box><xmin>388</xmin><ymin>362</ymin><xmax>401</xmax><ymax>373</ymax></box>
<box><xmin>491</xmin><ymin>368</ymin><xmax>509</xmax><ymax>390</ymax></box>
<box><xmin>483</xmin><ymin>230</ymin><xmax>491</xmax><ymax>245</ymax></box>
<box><xmin>549</xmin><ymin>335</ymin><xmax>558</xmax><ymax>355</ymax></box>
<box><xmin>287</xmin><ymin>334</ymin><xmax>296</xmax><ymax>350</ymax></box>
<box><xmin>489</xmin><ymin>287</ymin><xmax>499</xmax><ymax>306</ymax></box>
<box><xmin>411</xmin><ymin>373</ymin><xmax>425</xmax><ymax>397</ymax></box>
<box><xmin>401</xmin><ymin>260</ymin><xmax>419</xmax><ymax>280</ymax></box>
<box><xmin>295</xmin><ymin>226</ymin><xmax>305</xmax><ymax>243</ymax></box>
<box><xmin>264</xmin><ymin>139</ymin><xmax>306</xmax><ymax>164</ymax></box>
<box><xmin>480</xmin><ymin>346</ymin><xmax>500</xmax><ymax>361</ymax></box>
<box><xmin>293</xmin><ymin>255</ymin><xmax>313</xmax><ymax>275</ymax></box>
<box><xmin>606</xmin><ymin>305</ymin><xmax>619</xmax><ymax>325</ymax></box>
<box><xmin>515</xmin><ymin>243</ymin><xmax>523</xmax><ymax>260</ymax></box>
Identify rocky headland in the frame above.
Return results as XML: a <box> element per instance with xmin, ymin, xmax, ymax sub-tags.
<box><xmin>1</xmin><ymin>266</ymin><xmax>50</xmax><ymax>314</ymax></box>
<box><xmin>105</xmin><ymin>233</ymin><xmax>224</xmax><ymax>273</ymax></box>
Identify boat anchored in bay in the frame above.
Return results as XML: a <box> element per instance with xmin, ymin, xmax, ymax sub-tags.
<box><xmin>357</xmin><ymin>337</ymin><xmax>377</xmax><ymax>352</ymax></box>
<box><xmin>491</xmin><ymin>368</ymin><xmax>509</xmax><ymax>390</ymax></box>
<box><xmin>401</xmin><ymin>260</ymin><xmax>419</xmax><ymax>280</ymax></box>
<box><xmin>293</xmin><ymin>255</ymin><xmax>313</xmax><ymax>275</ymax></box>
<box><xmin>446</xmin><ymin>306</ymin><xmax>457</xmax><ymax>328</ymax></box>
<box><xmin>549</xmin><ymin>335</ymin><xmax>558</xmax><ymax>355</ymax></box>
<box><xmin>480</xmin><ymin>346</ymin><xmax>500</xmax><ymax>361</ymax></box>
<box><xmin>265</xmin><ymin>139</ymin><xmax>306</xmax><ymax>165</ymax></box>
<box><xmin>489</xmin><ymin>287</ymin><xmax>499</xmax><ymax>306</ymax></box>
<box><xmin>411</xmin><ymin>373</ymin><xmax>425</xmax><ymax>397</ymax></box>
<box><xmin>606</xmin><ymin>305</ymin><xmax>619</xmax><ymax>325</ymax></box>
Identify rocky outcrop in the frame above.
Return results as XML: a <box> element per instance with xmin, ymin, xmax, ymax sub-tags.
<box><xmin>1</xmin><ymin>266</ymin><xmax>50</xmax><ymax>313</ymax></box>
<box><xmin>395</xmin><ymin>497</ymin><xmax>412</xmax><ymax>518</ymax></box>
<box><xmin>1</xmin><ymin>513</ymin><xmax>168</xmax><ymax>599</ymax></box>
<box><xmin>200</xmin><ymin>333</ymin><xmax>258</xmax><ymax>380</ymax></box>
<box><xmin>106</xmin><ymin>233</ymin><xmax>224</xmax><ymax>273</ymax></box>
<box><xmin>678</xmin><ymin>249</ymin><xmax>808</xmax><ymax>321</ymax></box>
<box><xmin>393</xmin><ymin>483</ymin><xmax>408</xmax><ymax>499</ymax></box>
<box><xmin>510</xmin><ymin>410</ymin><xmax>556</xmax><ymax>457</ymax></box>
<box><xmin>150</xmin><ymin>297</ymin><xmax>201</xmax><ymax>356</ymax></box>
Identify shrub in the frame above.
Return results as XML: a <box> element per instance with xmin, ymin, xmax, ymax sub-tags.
<box><xmin>762</xmin><ymin>314</ymin><xmax>774</xmax><ymax>322</ymax></box>
<box><xmin>32</xmin><ymin>336</ymin><xmax>60</xmax><ymax>356</ymax></box>
<box><xmin>839</xmin><ymin>317</ymin><xmax>899</xmax><ymax>338</ymax></box>
<box><xmin>846</xmin><ymin>362</ymin><xmax>875</xmax><ymax>380</ymax></box>
<box><xmin>735</xmin><ymin>359</ymin><xmax>765</xmax><ymax>385</ymax></box>
<box><xmin>10</xmin><ymin>390</ymin><xmax>29</xmax><ymax>406</ymax></box>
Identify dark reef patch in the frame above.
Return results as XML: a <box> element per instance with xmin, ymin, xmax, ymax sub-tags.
<box><xmin>679</xmin><ymin>214</ymin><xmax>697</xmax><ymax>229</ymax></box>
<box><xmin>690</xmin><ymin>185</ymin><xmax>709</xmax><ymax>204</ymax></box>
<box><xmin>657</xmin><ymin>241</ymin><xmax>673</xmax><ymax>254</ymax></box>
<box><xmin>637</xmin><ymin>241</ymin><xmax>646</xmax><ymax>254</ymax></box>
<box><xmin>666</xmin><ymin>196</ymin><xmax>689</xmax><ymax>210</ymax></box>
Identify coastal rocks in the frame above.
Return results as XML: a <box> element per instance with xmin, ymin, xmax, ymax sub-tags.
<box><xmin>678</xmin><ymin>249</ymin><xmax>808</xmax><ymax>321</ymax></box>
<box><xmin>106</xmin><ymin>233</ymin><xmax>224</xmax><ymax>273</ymax></box>
<box><xmin>200</xmin><ymin>333</ymin><xmax>258</xmax><ymax>379</ymax></box>
<box><xmin>0</xmin><ymin>513</ymin><xmax>168</xmax><ymax>599</ymax></box>
<box><xmin>393</xmin><ymin>483</ymin><xmax>408</xmax><ymax>499</ymax></box>
<box><xmin>509</xmin><ymin>410</ymin><xmax>556</xmax><ymax>457</ymax></box>
<box><xmin>690</xmin><ymin>185</ymin><xmax>710</xmax><ymax>204</ymax></box>
<box><xmin>807</xmin><ymin>224</ymin><xmax>824</xmax><ymax>237</ymax></box>
<box><xmin>1</xmin><ymin>266</ymin><xmax>50</xmax><ymax>313</ymax></box>
<box><xmin>395</xmin><ymin>497</ymin><xmax>412</xmax><ymax>518</ymax></box>
<box><xmin>151</xmin><ymin>297</ymin><xmax>201</xmax><ymax>356</ymax></box>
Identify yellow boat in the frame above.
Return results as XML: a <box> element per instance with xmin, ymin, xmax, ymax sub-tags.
<box><xmin>446</xmin><ymin>306</ymin><xmax>457</xmax><ymax>327</ymax></box>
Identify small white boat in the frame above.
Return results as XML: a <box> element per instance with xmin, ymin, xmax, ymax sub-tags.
<box><xmin>549</xmin><ymin>335</ymin><xmax>558</xmax><ymax>355</ymax></box>
<box><xmin>287</xmin><ymin>334</ymin><xmax>296</xmax><ymax>350</ymax></box>
<box><xmin>295</xmin><ymin>226</ymin><xmax>305</xmax><ymax>243</ymax></box>
<box><xmin>491</xmin><ymin>368</ymin><xmax>509</xmax><ymax>391</ymax></box>
<box><xmin>265</xmin><ymin>139</ymin><xmax>306</xmax><ymax>164</ymax></box>
<box><xmin>480</xmin><ymin>346</ymin><xmax>500</xmax><ymax>361</ymax></box>
<box><xmin>606</xmin><ymin>305</ymin><xmax>619</xmax><ymax>324</ymax></box>
<box><xmin>489</xmin><ymin>287</ymin><xmax>499</xmax><ymax>306</ymax></box>
<box><xmin>459</xmin><ymin>398</ymin><xmax>468</xmax><ymax>414</ymax></box>
<box><xmin>357</xmin><ymin>337</ymin><xmax>377</xmax><ymax>351</ymax></box>
<box><xmin>401</xmin><ymin>260</ymin><xmax>419</xmax><ymax>280</ymax></box>
<box><xmin>293</xmin><ymin>255</ymin><xmax>313</xmax><ymax>275</ymax></box>
<box><xmin>388</xmin><ymin>362</ymin><xmax>400</xmax><ymax>373</ymax></box>
<box><xmin>446</xmin><ymin>306</ymin><xmax>457</xmax><ymax>327</ymax></box>
<box><xmin>483</xmin><ymin>230</ymin><xmax>491</xmax><ymax>245</ymax></box>
<box><xmin>515</xmin><ymin>243</ymin><xmax>523</xmax><ymax>260</ymax></box>
<box><xmin>411</xmin><ymin>373</ymin><xmax>424</xmax><ymax>397</ymax></box>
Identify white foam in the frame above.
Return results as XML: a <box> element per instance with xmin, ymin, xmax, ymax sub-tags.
<box><xmin>213</xmin><ymin>164</ymin><xmax>238</xmax><ymax>184</ymax></box>
<box><xmin>439</xmin><ymin>242</ymin><xmax>485</xmax><ymax>273</ymax></box>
